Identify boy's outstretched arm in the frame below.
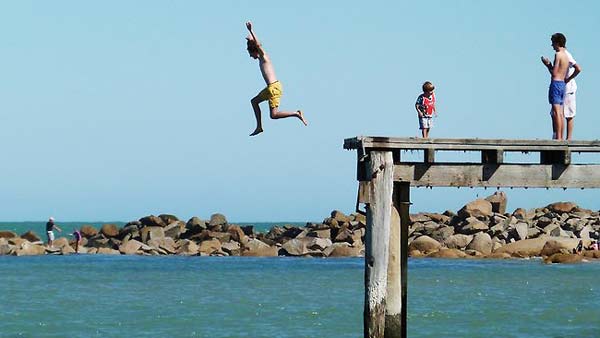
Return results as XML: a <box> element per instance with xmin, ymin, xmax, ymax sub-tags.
<box><xmin>246</xmin><ymin>21</ymin><xmax>265</xmax><ymax>56</ymax></box>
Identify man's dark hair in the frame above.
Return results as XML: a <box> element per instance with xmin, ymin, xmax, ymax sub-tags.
<box><xmin>551</xmin><ymin>33</ymin><xmax>567</xmax><ymax>48</ymax></box>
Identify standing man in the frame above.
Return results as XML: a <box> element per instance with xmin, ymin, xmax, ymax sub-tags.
<box><xmin>46</xmin><ymin>217</ymin><xmax>62</xmax><ymax>248</ymax></box>
<box><xmin>541</xmin><ymin>33</ymin><xmax>581</xmax><ymax>140</ymax></box>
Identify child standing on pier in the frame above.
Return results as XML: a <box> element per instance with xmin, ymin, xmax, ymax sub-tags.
<box><xmin>245</xmin><ymin>21</ymin><xmax>307</xmax><ymax>136</ymax></box>
<box><xmin>415</xmin><ymin>81</ymin><xmax>437</xmax><ymax>138</ymax></box>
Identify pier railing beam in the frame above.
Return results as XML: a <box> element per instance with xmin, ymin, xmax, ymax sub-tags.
<box><xmin>364</xmin><ymin>151</ymin><xmax>394</xmax><ymax>338</ymax></box>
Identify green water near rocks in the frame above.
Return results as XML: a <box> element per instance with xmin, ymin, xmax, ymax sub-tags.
<box><xmin>1</xmin><ymin>256</ymin><xmax>599</xmax><ymax>337</ymax></box>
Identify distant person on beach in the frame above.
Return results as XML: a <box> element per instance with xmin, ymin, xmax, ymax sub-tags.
<box><xmin>574</xmin><ymin>239</ymin><xmax>584</xmax><ymax>254</ymax></box>
<box><xmin>541</xmin><ymin>33</ymin><xmax>582</xmax><ymax>140</ymax></box>
<box><xmin>541</xmin><ymin>33</ymin><xmax>581</xmax><ymax>140</ymax></box>
<box><xmin>46</xmin><ymin>217</ymin><xmax>62</xmax><ymax>247</ymax></box>
<box><xmin>589</xmin><ymin>240</ymin><xmax>598</xmax><ymax>251</ymax></box>
<box><xmin>245</xmin><ymin>21</ymin><xmax>307</xmax><ymax>136</ymax></box>
<box><xmin>71</xmin><ymin>229</ymin><xmax>82</xmax><ymax>253</ymax></box>
<box><xmin>415</xmin><ymin>81</ymin><xmax>437</xmax><ymax>138</ymax></box>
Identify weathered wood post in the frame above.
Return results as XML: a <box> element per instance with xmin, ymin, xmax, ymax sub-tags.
<box><xmin>384</xmin><ymin>205</ymin><xmax>401</xmax><ymax>338</ymax></box>
<box><xmin>396</xmin><ymin>182</ymin><xmax>410</xmax><ymax>338</ymax></box>
<box><xmin>364</xmin><ymin>151</ymin><xmax>394</xmax><ymax>338</ymax></box>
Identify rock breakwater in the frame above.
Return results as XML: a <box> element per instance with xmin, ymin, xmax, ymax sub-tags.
<box><xmin>1</xmin><ymin>192</ymin><xmax>599</xmax><ymax>263</ymax></box>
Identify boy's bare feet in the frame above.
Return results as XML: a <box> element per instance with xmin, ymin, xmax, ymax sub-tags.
<box><xmin>250</xmin><ymin>127</ymin><xmax>263</xmax><ymax>136</ymax></box>
<box><xmin>297</xmin><ymin>110</ymin><xmax>308</xmax><ymax>126</ymax></box>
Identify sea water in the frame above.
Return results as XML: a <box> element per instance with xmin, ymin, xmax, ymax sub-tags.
<box><xmin>1</xmin><ymin>256</ymin><xmax>599</xmax><ymax>338</ymax></box>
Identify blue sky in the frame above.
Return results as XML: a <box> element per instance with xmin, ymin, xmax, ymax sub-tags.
<box><xmin>0</xmin><ymin>0</ymin><xmax>598</xmax><ymax>222</ymax></box>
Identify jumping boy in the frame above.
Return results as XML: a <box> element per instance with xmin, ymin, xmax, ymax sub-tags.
<box><xmin>541</xmin><ymin>33</ymin><xmax>577</xmax><ymax>140</ymax></box>
<box><xmin>415</xmin><ymin>81</ymin><xmax>436</xmax><ymax>138</ymax></box>
<box><xmin>541</xmin><ymin>33</ymin><xmax>581</xmax><ymax>140</ymax></box>
<box><xmin>245</xmin><ymin>21</ymin><xmax>307</xmax><ymax>136</ymax></box>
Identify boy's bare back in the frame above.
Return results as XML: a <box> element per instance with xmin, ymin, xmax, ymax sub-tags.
<box><xmin>552</xmin><ymin>50</ymin><xmax>569</xmax><ymax>81</ymax></box>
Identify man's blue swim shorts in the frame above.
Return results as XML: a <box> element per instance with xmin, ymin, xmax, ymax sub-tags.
<box><xmin>548</xmin><ymin>80</ymin><xmax>566</xmax><ymax>105</ymax></box>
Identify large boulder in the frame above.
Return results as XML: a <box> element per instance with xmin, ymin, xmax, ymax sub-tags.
<box><xmin>208</xmin><ymin>213</ymin><xmax>228</xmax><ymax>230</ymax></box>
<box><xmin>458</xmin><ymin>199</ymin><xmax>493</xmax><ymax>219</ymax></box>
<box><xmin>164</xmin><ymin>221</ymin><xmax>186</xmax><ymax>240</ymax></box>
<box><xmin>444</xmin><ymin>234</ymin><xmax>473</xmax><ymax>249</ymax></box>
<box><xmin>466</xmin><ymin>233</ymin><xmax>493</xmax><ymax>255</ymax></box>
<box><xmin>485</xmin><ymin>191</ymin><xmax>507</xmax><ymax>214</ymax></box>
<box><xmin>281</xmin><ymin>238</ymin><xmax>311</xmax><ymax>256</ymax></box>
<box><xmin>51</xmin><ymin>237</ymin><xmax>70</xmax><ymax>248</ymax></box>
<box><xmin>199</xmin><ymin>239</ymin><xmax>222</xmax><ymax>255</ymax></box>
<box><xmin>176</xmin><ymin>240</ymin><xmax>199</xmax><ymax>256</ymax></box>
<box><xmin>307</xmin><ymin>237</ymin><xmax>332</xmax><ymax>251</ymax></box>
<box><xmin>119</xmin><ymin>239</ymin><xmax>143</xmax><ymax>255</ymax></box>
<box><xmin>15</xmin><ymin>242</ymin><xmax>46</xmax><ymax>256</ymax></box>
<box><xmin>460</xmin><ymin>217</ymin><xmax>489</xmax><ymax>235</ymax></box>
<box><xmin>159</xmin><ymin>214</ymin><xmax>179</xmax><ymax>225</ymax></box>
<box><xmin>427</xmin><ymin>248</ymin><xmax>468</xmax><ymax>258</ymax></box>
<box><xmin>147</xmin><ymin>237</ymin><xmax>177</xmax><ymax>254</ymax></box>
<box><xmin>140</xmin><ymin>226</ymin><xmax>165</xmax><ymax>244</ymax></box>
<box><xmin>430</xmin><ymin>226</ymin><xmax>454</xmax><ymax>243</ymax></box>
<box><xmin>139</xmin><ymin>215</ymin><xmax>167</xmax><ymax>228</ymax></box>
<box><xmin>0</xmin><ymin>239</ymin><xmax>13</xmax><ymax>255</ymax></box>
<box><xmin>493</xmin><ymin>237</ymin><xmax>548</xmax><ymax>257</ymax></box>
<box><xmin>547</xmin><ymin>202</ymin><xmax>577</xmax><ymax>214</ymax></box>
<box><xmin>540</xmin><ymin>238</ymin><xmax>582</xmax><ymax>256</ymax></box>
<box><xmin>20</xmin><ymin>231</ymin><xmax>41</xmax><ymax>243</ymax></box>
<box><xmin>408</xmin><ymin>235</ymin><xmax>441</xmax><ymax>254</ymax></box>
<box><xmin>323</xmin><ymin>242</ymin><xmax>362</xmax><ymax>257</ymax></box>
<box><xmin>186</xmin><ymin>217</ymin><xmax>207</xmax><ymax>232</ymax></box>
<box><xmin>97</xmin><ymin>247</ymin><xmax>121</xmax><ymax>255</ymax></box>
<box><xmin>331</xmin><ymin>210</ymin><xmax>351</xmax><ymax>223</ymax></box>
<box><xmin>100</xmin><ymin>224</ymin><xmax>120</xmax><ymax>238</ymax></box>
<box><xmin>513</xmin><ymin>222</ymin><xmax>529</xmax><ymax>241</ymax></box>
<box><xmin>242</xmin><ymin>239</ymin><xmax>278</xmax><ymax>257</ymax></box>
<box><xmin>226</xmin><ymin>225</ymin><xmax>247</xmax><ymax>243</ymax></box>
<box><xmin>544</xmin><ymin>253</ymin><xmax>583</xmax><ymax>264</ymax></box>
<box><xmin>80</xmin><ymin>225</ymin><xmax>98</xmax><ymax>238</ymax></box>
<box><xmin>0</xmin><ymin>231</ymin><xmax>17</xmax><ymax>239</ymax></box>
<box><xmin>221</xmin><ymin>241</ymin><xmax>241</xmax><ymax>256</ymax></box>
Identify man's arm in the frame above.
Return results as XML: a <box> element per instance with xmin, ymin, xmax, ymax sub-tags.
<box><xmin>566</xmin><ymin>63</ymin><xmax>582</xmax><ymax>83</ymax></box>
<box><xmin>55</xmin><ymin>225</ymin><xmax>62</xmax><ymax>232</ymax></box>
<box><xmin>541</xmin><ymin>56</ymin><xmax>553</xmax><ymax>75</ymax></box>
<box><xmin>246</xmin><ymin>21</ymin><xmax>266</xmax><ymax>56</ymax></box>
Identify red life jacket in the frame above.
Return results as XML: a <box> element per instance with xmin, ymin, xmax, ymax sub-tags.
<box><xmin>422</xmin><ymin>93</ymin><xmax>435</xmax><ymax>116</ymax></box>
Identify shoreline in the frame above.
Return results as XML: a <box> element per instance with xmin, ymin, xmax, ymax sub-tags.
<box><xmin>1</xmin><ymin>192</ymin><xmax>599</xmax><ymax>263</ymax></box>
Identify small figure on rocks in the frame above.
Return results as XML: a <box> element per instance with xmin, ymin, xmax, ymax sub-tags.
<box><xmin>573</xmin><ymin>239</ymin><xmax>583</xmax><ymax>254</ymax></box>
<box><xmin>245</xmin><ymin>21</ymin><xmax>307</xmax><ymax>136</ymax></box>
<box><xmin>46</xmin><ymin>217</ymin><xmax>62</xmax><ymax>248</ymax></box>
<box><xmin>71</xmin><ymin>229</ymin><xmax>82</xmax><ymax>253</ymax></box>
<box><xmin>589</xmin><ymin>240</ymin><xmax>598</xmax><ymax>251</ymax></box>
<box><xmin>415</xmin><ymin>81</ymin><xmax>437</xmax><ymax>138</ymax></box>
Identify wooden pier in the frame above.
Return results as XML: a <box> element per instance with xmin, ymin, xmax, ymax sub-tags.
<box><xmin>343</xmin><ymin>136</ymin><xmax>600</xmax><ymax>338</ymax></box>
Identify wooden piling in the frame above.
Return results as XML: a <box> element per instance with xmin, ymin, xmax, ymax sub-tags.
<box><xmin>364</xmin><ymin>151</ymin><xmax>394</xmax><ymax>338</ymax></box>
<box><xmin>384</xmin><ymin>205</ymin><xmax>401</xmax><ymax>338</ymax></box>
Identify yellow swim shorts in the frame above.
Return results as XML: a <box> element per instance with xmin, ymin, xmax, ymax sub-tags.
<box><xmin>257</xmin><ymin>81</ymin><xmax>283</xmax><ymax>109</ymax></box>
